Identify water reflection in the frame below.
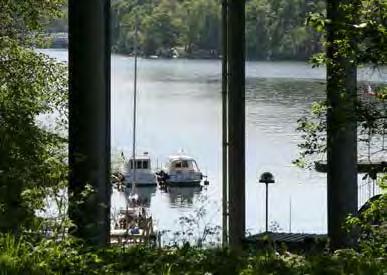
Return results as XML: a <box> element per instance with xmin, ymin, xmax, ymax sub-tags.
<box><xmin>111</xmin><ymin>186</ymin><xmax>157</xmax><ymax>227</ymax></box>
<box><xmin>130</xmin><ymin>186</ymin><xmax>157</xmax><ymax>207</ymax></box>
<box><xmin>162</xmin><ymin>186</ymin><xmax>203</xmax><ymax>207</ymax></box>
<box><xmin>111</xmin><ymin>188</ymin><xmax>128</xmax><ymax>222</ymax></box>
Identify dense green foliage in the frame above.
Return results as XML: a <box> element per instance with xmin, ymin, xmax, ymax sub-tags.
<box><xmin>355</xmin><ymin>0</ymin><xmax>387</xmax><ymax>65</ymax></box>
<box><xmin>295</xmin><ymin>0</ymin><xmax>387</xmax><ymax>169</ymax></box>
<box><xmin>0</xmin><ymin>0</ymin><xmax>68</xmax><ymax>233</ymax></box>
<box><xmin>0</xmin><ymin>194</ymin><xmax>386</xmax><ymax>274</ymax></box>
<box><xmin>0</xmin><ymin>239</ymin><xmax>385</xmax><ymax>274</ymax></box>
<box><xmin>46</xmin><ymin>0</ymin><xmax>324</xmax><ymax>60</ymax></box>
<box><xmin>111</xmin><ymin>0</ymin><xmax>324</xmax><ymax>60</ymax></box>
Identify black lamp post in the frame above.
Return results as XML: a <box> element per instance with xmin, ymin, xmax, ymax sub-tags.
<box><xmin>259</xmin><ymin>172</ymin><xmax>275</xmax><ymax>232</ymax></box>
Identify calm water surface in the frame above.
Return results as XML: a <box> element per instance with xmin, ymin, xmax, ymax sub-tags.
<box><xmin>42</xmin><ymin>49</ymin><xmax>385</xmax><ymax>239</ymax></box>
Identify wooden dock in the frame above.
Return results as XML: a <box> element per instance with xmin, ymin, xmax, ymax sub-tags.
<box><xmin>315</xmin><ymin>160</ymin><xmax>387</xmax><ymax>175</ymax></box>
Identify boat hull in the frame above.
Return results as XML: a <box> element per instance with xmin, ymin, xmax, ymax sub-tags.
<box><xmin>122</xmin><ymin>171</ymin><xmax>157</xmax><ymax>187</ymax></box>
<box><xmin>126</xmin><ymin>181</ymin><xmax>157</xmax><ymax>187</ymax></box>
<box><xmin>167</xmin><ymin>172</ymin><xmax>202</xmax><ymax>183</ymax></box>
<box><xmin>164</xmin><ymin>180</ymin><xmax>202</xmax><ymax>187</ymax></box>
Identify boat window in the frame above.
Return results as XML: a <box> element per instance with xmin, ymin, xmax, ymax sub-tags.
<box><xmin>142</xmin><ymin>160</ymin><xmax>149</xmax><ymax>169</ymax></box>
<box><xmin>182</xmin><ymin>160</ymin><xmax>189</xmax><ymax>168</ymax></box>
<box><xmin>192</xmin><ymin>161</ymin><xmax>199</xmax><ymax>171</ymax></box>
<box><xmin>187</xmin><ymin>160</ymin><xmax>194</xmax><ymax>169</ymax></box>
<box><xmin>174</xmin><ymin>161</ymin><xmax>182</xmax><ymax>168</ymax></box>
<box><xmin>129</xmin><ymin>160</ymin><xmax>134</xmax><ymax>169</ymax></box>
<box><xmin>136</xmin><ymin>161</ymin><xmax>142</xmax><ymax>169</ymax></box>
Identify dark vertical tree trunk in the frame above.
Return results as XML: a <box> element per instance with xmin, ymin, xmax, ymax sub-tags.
<box><xmin>227</xmin><ymin>0</ymin><xmax>246</xmax><ymax>248</ymax></box>
<box><xmin>326</xmin><ymin>0</ymin><xmax>358</xmax><ymax>249</ymax></box>
<box><xmin>68</xmin><ymin>0</ymin><xmax>111</xmax><ymax>246</ymax></box>
<box><xmin>221</xmin><ymin>0</ymin><xmax>228</xmax><ymax>247</ymax></box>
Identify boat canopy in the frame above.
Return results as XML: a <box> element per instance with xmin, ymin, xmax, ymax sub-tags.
<box><xmin>168</xmin><ymin>155</ymin><xmax>195</xmax><ymax>161</ymax></box>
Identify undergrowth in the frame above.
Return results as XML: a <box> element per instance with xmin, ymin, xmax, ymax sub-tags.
<box><xmin>0</xmin><ymin>194</ymin><xmax>385</xmax><ymax>275</ymax></box>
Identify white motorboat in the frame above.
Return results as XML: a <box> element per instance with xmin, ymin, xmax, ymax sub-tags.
<box><xmin>160</xmin><ymin>153</ymin><xmax>203</xmax><ymax>186</ymax></box>
<box><xmin>121</xmin><ymin>152</ymin><xmax>157</xmax><ymax>186</ymax></box>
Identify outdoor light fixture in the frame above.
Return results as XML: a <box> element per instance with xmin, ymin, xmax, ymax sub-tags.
<box><xmin>259</xmin><ymin>172</ymin><xmax>275</xmax><ymax>232</ymax></box>
<box><xmin>259</xmin><ymin>172</ymin><xmax>275</xmax><ymax>184</ymax></box>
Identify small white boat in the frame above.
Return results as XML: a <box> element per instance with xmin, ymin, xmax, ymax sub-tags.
<box><xmin>121</xmin><ymin>152</ymin><xmax>157</xmax><ymax>186</ymax></box>
<box><xmin>162</xmin><ymin>154</ymin><xmax>203</xmax><ymax>186</ymax></box>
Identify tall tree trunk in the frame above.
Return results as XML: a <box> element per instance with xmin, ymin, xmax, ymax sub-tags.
<box><xmin>221</xmin><ymin>0</ymin><xmax>229</xmax><ymax>247</ymax></box>
<box><xmin>227</xmin><ymin>0</ymin><xmax>246</xmax><ymax>249</ymax></box>
<box><xmin>326</xmin><ymin>0</ymin><xmax>358</xmax><ymax>249</ymax></box>
<box><xmin>68</xmin><ymin>0</ymin><xmax>111</xmax><ymax>246</ymax></box>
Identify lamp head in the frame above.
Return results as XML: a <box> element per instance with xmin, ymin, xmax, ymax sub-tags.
<box><xmin>259</xmin><ymin>172</ymin><xmax>275</xmax><ymax>184</ymax></box>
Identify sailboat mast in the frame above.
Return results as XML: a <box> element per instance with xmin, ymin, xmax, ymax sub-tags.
<box><xmin>131</xmin><ymin>16</ymin><xmax>138</xmax><ymax>193</ymax></box>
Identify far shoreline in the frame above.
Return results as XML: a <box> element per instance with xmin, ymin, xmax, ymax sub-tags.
<box><xmin>44</xmin><ymin>46</ymin><xmax>311</xmax><ymax>62</ymax></box>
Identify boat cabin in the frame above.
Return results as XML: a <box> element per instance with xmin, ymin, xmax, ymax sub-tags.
<box><xmin>167</xmin><ymin>156</ymin><xmax>200</xmax><ymax>172</ymax></box>
<box><xmin>128</xmin><ymin>158</ymin><xmax>151</xmax><ymax>170</ymax></box>
<box><xmin>164</xmin><ymin>155</ymin><xmax>203</xmax><ymax>185</ymax></box>
<box><xmin>125</xmin><ymin>152</ymin><xmax>152</xmax><ymax>171</ymax></box>
<box><xmin>121</xmin><ymin>152</ymin><xmax>157</xmax><ymax>186</ymax></box>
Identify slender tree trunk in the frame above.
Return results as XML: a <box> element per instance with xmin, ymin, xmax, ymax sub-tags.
<box><xmin>227</xmin><ymin>0</ymin><xmax>246</xmax><ymax>249</ymax></box>
<box><xmin>326</xmin><ymin>0</ymin><xmax>358</xmax><ymax>249</ymax></box>
<box><xmin>68</xmin><ymin>0</ymin><xmax>111</xmax><ymax>246</ymax></box>
<box><xmin>221</xmin><ymin>0</ymin><xmax>228</xmax><ymax>247</ymax></box>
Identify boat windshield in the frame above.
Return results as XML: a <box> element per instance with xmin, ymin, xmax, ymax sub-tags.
<box><xmin>192</xmin><ymin>160</ymin><xmax>199</xmax><ymax>171</ymax></box>
<box><xmin>171</xmin><ymin>159</ymin><xmax>198</xmax><ymax>170</ymax></box>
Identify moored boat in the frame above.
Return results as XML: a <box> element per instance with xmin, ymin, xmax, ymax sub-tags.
<box><xmin>121</xmin><ymin>152</ymin><xmax>157</xmax><ymax>186</ymax></box>
<box><xmin>158</xmin><ymin>153</ymin><xmax>203</xmax><ymax>186</ymax></box>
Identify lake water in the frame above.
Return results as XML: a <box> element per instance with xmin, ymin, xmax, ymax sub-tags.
<box><xmin>41</xmin><ymin>49</ymin><xmax>385</xmax><ymax>242</ymax></box>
